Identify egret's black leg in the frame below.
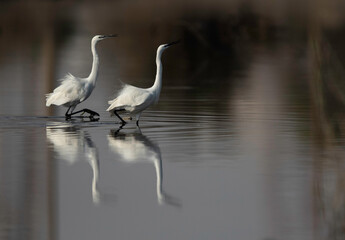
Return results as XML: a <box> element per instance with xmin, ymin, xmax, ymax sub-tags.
<box><xmin>70</xmin><ymin>108</ymin><xmax>99</xmax><ymax>117</ymax></box>
<box><xmin>82</xmin><ymin>109</ymin><xmax>100</xmax><ymax>117</ymax></box>
<box><xmin>70</xmin><ymin>109</ymin><xmax>83</xmax><ymax>115</ymax></box>
<box><xmin>65</xmin><ymin>106</ymin><xmax>72</xmax><ymax>120</ymax></box>
<box><xmin>135</xmin><ymin>113</ymin><xmax>141</xmax><ymax>127</ymax></box>
<box><xmin>114</xmin><ymin>110</ymin><xmax>126</xmax><ymax>125</ymax></box>
<box><xmin>81</xmin><ymin>109</ymin><xmax>100</xmax><ymax>121</ymax></box>
<box><xmin>69</xmin><ymin>108</ymin><xmax>100</xmax><ymax>121</ymax></box>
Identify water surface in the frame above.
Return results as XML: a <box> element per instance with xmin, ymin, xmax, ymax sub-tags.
<box><xmin>1</xmin><ymin>2</ymin><xmax>345</xmax><ymax>240</ymax></box>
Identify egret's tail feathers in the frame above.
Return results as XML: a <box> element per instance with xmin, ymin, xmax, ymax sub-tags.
<box><xmin>45</xmin><ymin>93</ymin><xmax>54</xmax><ymax>106</ymax></box>
<box><xmin>108</xmin><ymin>98</ymin><xmax>117</xmax><ymax>105</ymax></box>
<box><xmin>45</xmin><ymin>91</ymin><xmax>70</xmax><ymax>106</ymax></box>
<box><xmin>106</xmin><ymin>104</ymin><xmax>115</xmax><ymax>112</ymax></box>
<box><xmin>107</xmin><ymin>99</ymin><xmax>128</xmax><ymax>115</ymax></box>
<box><xmin>106</xmin><ymin>98</ymin><xmax>118</xmax><ymax>111</ymax></box>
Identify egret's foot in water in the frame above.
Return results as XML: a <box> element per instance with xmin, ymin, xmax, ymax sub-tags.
<box><xmin>80</xmin><ymin>109</ymin><xmax>100</xmax><ymax>117</ymax></box>
<box><xmin>110</xmin><ymin>125</ymin><xmax>125</xmax><ymax>136</ymax></box>
<box><xmin>79</xmin><ymin>109</ymin><xmax>100</xmax><ymax>121</ymax></box>
<box><xmin>65</xmin><ymin>108</ymin><xmax>100</xmax><ymax>121</ymax></box>
<box><xmin>79</xmin><ymin>115</ymin><xmax>100</xmax><ymax>122</ymax></box>
<box><xmin>89</xmin><ymin>115</ymin><xmax>100</xmax><ymax>122</ymax></box>
<box><xmin>67</xmin><ymin>115</ymin><xmax>99</xmax><ymax>122</ymax></box>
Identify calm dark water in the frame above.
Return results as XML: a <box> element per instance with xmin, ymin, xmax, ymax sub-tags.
<box><xmin>1</xmin><ymin>2</ymin><xmax>345</xmax><ymax>240</ymax></box>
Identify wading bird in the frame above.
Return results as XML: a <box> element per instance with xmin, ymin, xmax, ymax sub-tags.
<box><xmin>46</xmin><ymin>34</ymin><xmax>117</xmax><ymax>121</ymax></box>
<box><xmin>106</xmin><ymin>40</ymin><xmax>179</xmax><ymax>126</ymax></box>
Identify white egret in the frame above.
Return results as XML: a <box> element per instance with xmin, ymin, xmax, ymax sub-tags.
<box><xmin>46</xmin><ymin>34</ymin><xmax>117</xmax><ymax>121</ymax></box>
<box><xmin>106</xmin><ymin>40</ymin><xmax>179</xmax><ymax>125</ymax></box>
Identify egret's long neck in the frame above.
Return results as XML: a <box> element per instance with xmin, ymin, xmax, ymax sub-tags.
<box><xmin>88</xmin><ymin>40</ymin><xmax>99</xmax><ymax>84</ymax></box>
<box><xmin>151</xmin><ymin>50</ymin><xmax>163</xmax><ymax>101</ymax></box>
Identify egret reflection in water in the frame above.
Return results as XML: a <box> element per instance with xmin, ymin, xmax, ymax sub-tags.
<box><xmin>46</xmin><ymin>124</ymin><xmax>100</xmax><ymax>204</ymax></box>
<box><xmin>107</xmin><ymin>127</ymin><xmax>180</xmax><ymax>206</ymax></box>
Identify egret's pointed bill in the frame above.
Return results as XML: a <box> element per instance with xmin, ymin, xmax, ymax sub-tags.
<box><xmin>100</xmin><ymin>34</ymin><xmax>118</xmax><ymax>39</ymax></box>
<box><xmin>165</xmin><ymin>40</ymin><xmax>180</xmax><ymax>47</ymax></box>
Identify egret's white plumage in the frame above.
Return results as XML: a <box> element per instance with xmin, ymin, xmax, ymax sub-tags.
<box><xmin>108</xmin><ymin>85</ymin><xmax>154</xmax><ymax>114</ymax></box>
<box><xmin>107</xmin><ymin>41</ymin><xmax>179</xmax><ymax>125</ymax></box>
<box><xmin>46</xmin><ymin>34</ymin><xmax>116</xmax><ymax>120</ymax></box>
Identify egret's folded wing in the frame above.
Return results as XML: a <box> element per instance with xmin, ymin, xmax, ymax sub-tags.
<box><xmin>107</xmin><ymin>85</ymin><xmax>153</xmax><ymax>111</ymax></box>
<box><xmin>131</xmin><ymin>89</ymin><xmax>154</xmax><ymax>109</ymax></box>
